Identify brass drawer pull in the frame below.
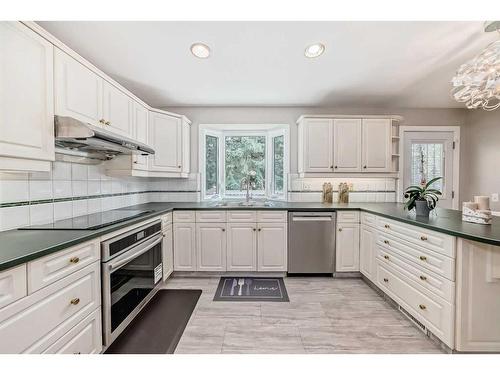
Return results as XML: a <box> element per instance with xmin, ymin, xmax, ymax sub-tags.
<box><xmin>420</xmin><ymin>236</ymin><xmax>428</xmax><ymax>241</ymax></box>
<box><xmin>384</xmin><ymin>224</ymin><xmax>390</xmax><ymax>229</ymax></box>
<box><xmin>419</xmin><ymin>255</ymin><xmax>427</xmax><ymax>261</ymax></box>
<box><xmin>419</xmin><ymin>304</ymin><xmax>426</xmax><ymax>310</ymax></box>
<box><xmin>383</xmin><ymin>255</ymin><xmax>390</xmax><ymax>260</ymax></box>
<box><xmin>70</xmin><ymin>298</ymin><xmax>80</xmax><ymax>306</ymax></box>
<box><xmin>419</xmin><ymin>275</ymin><xmax>427</xmax><ymax>281</ymax></box>
<box><xmin>99</xmin><ymin>119</ymin><xmax>105</xmax><ymax>124</ymax></box>
<box><xmin>383</xmin><ymin>240</ymin><xmax>389</xmax><ymax>245</ymax></box>
<box><xmin>69</xmin><ymin>257</ymin><xmax>80</xmax><ymax>264</ymax></box>
<box><xmin>105</xmin><ymin>121</ymin><xmax>110</xmax><ymax>126</ymax></box>
<box><xmin>383</xmin><ymin>278</ymin><xmax>389</xmax><ymax>283</ymax></box>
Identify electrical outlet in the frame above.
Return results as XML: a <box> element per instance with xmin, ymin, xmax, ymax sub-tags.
<box><xmin>492</xmin><ymin>193</ymin><xmax>499</xmax><ymax>202</ymax></box>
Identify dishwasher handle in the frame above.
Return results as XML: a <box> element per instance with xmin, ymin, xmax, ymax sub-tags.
<box><xmin>291</xmin><ymin>212</ymin><xmax>335</xmax><ymax>222</ymax></box>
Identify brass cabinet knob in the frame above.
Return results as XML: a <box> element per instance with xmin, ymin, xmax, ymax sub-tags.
<box><xmin>105</xmin><ymin>121</ymin><xmax>111</xmax><ymax>125</ymax></box>
<box><xmin>383</xmin><ymin>240</ymin><xmax>389</xmax><ymax>245</ymax></box>
<box><xmin>338</xmin><ymin>228</ymin><xmax>342</xmax><ymax>232</ymax></box>
<box><xmin>419</xmin><ymin>255</ymin><xmax>427</xmax><ymax>261</ymax></box>
<box><xmin>258</xmin><ymin>228</ymin><xmax>262</xmax><ymax>232</ymax></box>
<box><xmin>70</xmin><ymin>298</ymin><xmax>80</xmax><ymax>305</ymax></box>
<box><xmin>383</xmin><ymin>255</ymin><xmax>390</xmax><ymax>260</ymax></box>
<box><xmin>419</xmin><ymin>275</ymin><xmax>427</xmax><ymax>281</ymax></box>
<box><xmin>384</xmin><ymin>224</ymin><xmax>390</xmax><ymax>229</ymax></box>
<box><xmin>419</xmin><ymin>304</ymin><xmax>426</xmax><ymax>310</ymax></box>
<box><xmin>69</xmin><ymin>257</ymin><xmax>80</xmax><ymax>264</ymax></box>
<box><xmin>420</xmin><ymin>236</ymin><xmax>428</xmax><ymax>241</ymax></box>
<box><xmin>383</xmin><ymin>278</ymin><xmax>389</xmax><ymax>282</ymax></box>
<box><xmin>99</xmin><ymin>119</ymin><xmax>105</xmax><ymax>124</ymax></box>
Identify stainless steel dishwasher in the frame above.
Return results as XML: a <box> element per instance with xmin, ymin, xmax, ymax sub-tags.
<box><xmin>288</xmin><ymin>212</ymin><xmax>336</xmax><ymax>274</ymax></box>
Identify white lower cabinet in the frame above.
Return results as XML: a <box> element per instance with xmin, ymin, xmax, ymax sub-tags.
<box><xmin>257</xmin><ymin>223</ymin><xmax>287</xmax><ymax>272</ymax></box>
<box><xmin>162</xmin><ymin>224</ymin><xmax>174</xmax><ymax>280</ymax></box>
<box><xmin>227</xmin><ymin>223</ymin><xmax>257</xmax><ymax>271</ymax></box>
<box><xmin>359</xmin><ymin>224</ymin><xmax>376</xmax><ymax>281</ymax></box>
<box><xmin>173</xmin><ymin>223</ymin><xmax>196</xmax><ymax>271</ymax></box>
<box><xmin>0</xmin><ymin>264</ymin><xmax>27</xmax><ymax>309</ymax></box>
<box><xmin>336</xmin><ymin>223</ymin><xmax>360</xmax><ymax>272</ymax></box>
<box><xmin>196</xmin><ymin>223</ymin><xmax>227</xmax><ymax>271</ymax></box>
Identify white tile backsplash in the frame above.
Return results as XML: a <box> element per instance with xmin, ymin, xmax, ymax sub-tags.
<box><xmin>72</xmin><ymin>181</ymin><xmax>87</xmax><ymax>197</ymax></box>
<box><xmin>52</xmin><ymin>162</ymin><xmax>72</xmax><ymax>180</ymax></box>
<box><xmin>29</xmin><ymin>180</ymin><xmax>53</xmax><ymax>201</ymax></box>
<box><xmin>0</xmin><ymin>180</ymin><xmax>29</xmax><ymax>203</ymax></box>
<box><xmin>53</xmin><ymin>201</ymin><xmax>73</xmax><ymax>220</ymax></box>
<box><xmin>53</xmin><ymin>180</ymin><xmax>72</xmax><ymax>199</ymax></box>
<box><xmin>71</xmin><ymin>164</ymin><xmax>88</xmax><ymax>181</ymax></box>
<box><xmin>72</xmin><ymin>200</ymin><xmax>88</xmax><ymax>217</ymax></box>
<box><xmin>30</xmin><ymin>203</ymin><xmax>54</xmax><ymax>225</ymax></box>
<box><xmin>0</xmin><ymin>206</ymin><xmax>30</xmax><ymax>230</ymax></box>
<box><xmin>87</xmin><ymin>181</ymin><xmax>101</xmax><ymax>196</ymax></box>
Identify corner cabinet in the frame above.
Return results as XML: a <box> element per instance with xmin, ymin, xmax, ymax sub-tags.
<box><xmin>0</xmin><ymin>22</ymin><xmax>55</xmax><ymax>172</ymax></box>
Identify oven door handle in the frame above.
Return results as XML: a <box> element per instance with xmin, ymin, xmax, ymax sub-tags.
<box><xmin>108</xmin><ymin>234</ymin><xmax>163</xmax><ymax>271</ymax></box>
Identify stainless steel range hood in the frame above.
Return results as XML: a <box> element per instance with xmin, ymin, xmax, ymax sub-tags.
<box><xmin>54</xmin><ymin>116</ymin><xmax>155</xmax><ymax>162</ymax></box>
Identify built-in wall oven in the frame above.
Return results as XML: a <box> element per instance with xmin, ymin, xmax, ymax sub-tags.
<box><xmin>101</xmin><ymin>220</ymin><xmax>163</xmax><ymax>347</ymax></box>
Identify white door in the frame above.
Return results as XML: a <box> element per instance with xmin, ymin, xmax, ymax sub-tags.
<box><xmin>359</xmin><ymin>225</ymin><xmax>376</xmax><ymax>281</ymax></box>
<box><xmin>54</xmin><ymin>48</ymin><xmax>103</xmax><ymax>127</ymax></box>
<box><xmin>362</xmin><ymin>119</ymin><xmax>392</xmax><ymax>172</ymax></box>
<box><xmin>335</xmin><ymin>223</ymin><xmax>360</xmax><ymax>272</ymax></box>
<box><xmin>303</xmin><ymin>118</ymin><xmax>333</xmax><ymax>172</ymax></box>
<box><xmin>257</xmin><ymin>223</ymin><xmax>287</xmax><ymax>271</ymax></box>
<box><xmin>227</xmin><ymin>223</ymin><xmax>257</xmax><ymax>271</ymax></box>
<box><xmin>403</xmin><ymin>131</ymin><xmax>455</xmax><ymax>209</ymax></box>
<box><xmin>162</xmin><ymin>224</ymin><xmax>173</xmax><ymax>280</ymax></box>
<box><xmin>173</xmin><ymin>222</ymin><xmax>196</xmax><ymax>271</ymax></box>
<box><xmin>132</xmin><ymin>103</ymin><xmax>149</xmax><ymax>170</ymax></box>
<box><xmin>333</xmin><ymin>119</ymin><xmax>362</xmax><ymax>172</ymax></box>
<box><xmin>148</xmin><ymin>111</ymin><xmax>182</xmax><ymax>172</ymax></box>
<box><xmin>102</xmin><ymin>81</ymin><xmax>133</xmax><ymax>138</ymax></box>
<box><xmin>196</xmin><ymin>223</ymin><xmax>226</xmax><ymax>271</ymax></box>
<box><xmin>0</xmin><ymin>22</ymin><xmax>54</xmax><ymax>162</ymax></box>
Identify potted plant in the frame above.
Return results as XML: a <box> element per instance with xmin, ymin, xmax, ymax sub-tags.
<box><xmin>404</xmin><ymin>177</ymin><xmax>443</xmax><ymax>217</ymax></box>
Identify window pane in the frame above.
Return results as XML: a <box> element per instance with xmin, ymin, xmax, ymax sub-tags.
<box><xmin>273</xmin><ymin>135</ymin><xmax>284</xmax><ymax>194</ymax></box>
<box><xmin>224</xmin><ymin>136</ymin><xmax>266</xmax><ymax>194</ymax></box>
<box><xmin>205</xmin><ymin>135</ymin><xmax>218</xmax><ymax>195</ymax></box>
<box><xmin>410</xmin><ymin>143</ymin><xmax>444</xmax><ymax>191</ymax></box>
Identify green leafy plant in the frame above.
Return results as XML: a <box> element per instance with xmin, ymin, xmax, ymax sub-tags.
<box><xmin>404</xmin><ymin>177</ymin><xmax>443</xmax><ymax>211</ymax></box>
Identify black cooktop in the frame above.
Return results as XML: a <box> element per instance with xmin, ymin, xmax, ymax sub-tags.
<box><xmin>20</xmin><ymin>209</ymin><xmax>153</xmax><ymax>230</ymax></box>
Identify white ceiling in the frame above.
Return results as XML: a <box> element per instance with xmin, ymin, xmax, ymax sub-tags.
<box><xmin>38</xmin><ymin>21</ymin><xmax>497</xmax><ymax>108</ymax></box>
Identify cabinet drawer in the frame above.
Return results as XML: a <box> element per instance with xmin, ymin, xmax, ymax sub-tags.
<box><xmin>0</xmin><ymin>262</ymin><xmax>100</xmax><ymax>354</ymax></box>
<box><xmin>377</xmin><ymin>217</ymin><xmax>455</xmax><ymax>258</ymax></box>
<box><xmin>43</xmin><ymin>308</ymin><xmax>102</xmax><ymax>354</ymax></box>
<box><xmin>27</xmin><ymin>239</ymin><xmax>100</xmax><ymax>293</ymax></box>
<box><xmin>376</xmin><ymin>261</ymin><xmax>454</xmax><ymax>347</ymax></box>
<box><xmin>257</xmin><ymin>211</ymin><xmax>287</xmax><ymax>223</ymax></box>
<box><xmin>377</xmin><ymin>232</ymin><xmax>455</xmax><ymax>281</ymax></box>
<box><xmin>173</xmin><ymin>211</ymin><xmax>195</xmax><ymax>222</ymax></box>
<box><xmin>337</xmin><ymin>211</ymin><xmax>360</xmax><ymax>223</ymax></box>
<box><xmin>227</xmin><ymin>210</ymin><xmax>257</xmax><ymax>222</ymax></box>
<box><xmin>196</xmin><ymin>211</ymin><xmax>227</xmax><ymax>223</ymax></box>
<box><xmin>0</xmin><ymin>264</ymin><xmax>27</xmax><ymax>309</ymax></box>
<box><xmin>377</xmin><ymin>246</ymin><xmax>455</xmax><ymax>303</ymax></box>
<box><xmin>361</xmin><ymin>212</ymin><xmax>377</xmax><ymax>227</ymax></box>
<box><xmin>161</xmin><ymin>212</ymin><xmax>172</xmax><ymax>227</ymax></box>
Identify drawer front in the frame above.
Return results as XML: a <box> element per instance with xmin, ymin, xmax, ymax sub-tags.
<box><xmin>0</xmin><ymin>264</ymin><xmax>27</xmax><ymax>309</ymax></box>
<box><xmin>0</xmin><ymin>262</ymin><xmax>100</xmax><ymax>354</ymax></box>
<box><xmin>376</xmin><ymin>261</ymin><xmax>454</xmax><ymax>346</ymax></box>
<box><xmin>337</xmin><ymin>211</ymin><xmax>360</xmax><ymax>223</ymax></box>
<box><xmin>361</xmin><ymin>212</ymin><xmax>377</xmax><ymax>227</ymax></box>
<box><xmin>196</xmin><ymin>210</ymin><xmax>227</xmax><ymax>223</ymax></box>
<box><xmin>377</xmin><ymin>217</ymin><xmax>455</xmax><ymax>258</ymax></box>
<box><xmin>257</xmin><ymin>210</ymin><xmax>287</xmax><ymax>223</ymax></box>
<box><xmin>227</xmin><ymin>210</ymin><xmax>257</xmax><ymax>222</ymax></box>
<box><xmin>377</xmin><ymin>232</ymin><xmax>455</xmax><ymax>281</ymax></box>
<box><xmin>28</xmin><ymin>239</ymin><xmax>100</xmax><ymax>293</ymax></box>
<box><xmin>377</xmin><ymin>245</ymin><xmax>455</xmax><ymax>303</ymax></box>
<box><xmin>173</xmin><ymin>210</ymin><xmax>196</xmax><ymax>222</ymax></box>
<box><xmin>161</xmin><ymin>212</ymin><xmax>172</xmax><ymax>226</ymax></box>
<box><xmin>43</xmin><ymin>308</ymin><xmax>102</xmax><ymax>354</ymax></box>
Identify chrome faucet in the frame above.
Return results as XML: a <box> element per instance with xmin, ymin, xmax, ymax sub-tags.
<box><xmin>240</xmin><ymin>178</ymin><xmax>251</xmax><ymax>203</ymax></box>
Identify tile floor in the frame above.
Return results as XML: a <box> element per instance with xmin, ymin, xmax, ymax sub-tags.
<box><xmin>163</xmin><ymin>276</ymin><xmax>444</xmax><ymax>354</ymax></box>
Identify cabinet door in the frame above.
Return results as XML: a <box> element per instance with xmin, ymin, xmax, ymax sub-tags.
<box><xmin>132</xmin><ymin>103</ymin><xmax>149</xmax><ymax>170</ymax></box>
<box><xmin>181</xmin><ymin>117</ymin><xmax>190</xmax><ymax>174</ymax></box>
<box><xmin>196</xmin><ymin>223</ymin><xmax>226</xmax><ymax>271</ymax></box>
<box><xmin>359</xmin><ymin>224</ymin><xmax>376</xmax><ymax>281</ymax></box>
<box><xmin>173</xmin><ymin>222</ymin><xmax>196</xmax><ymax>271</ymax></box>
<box><xmin>333</xmin><ymin>119</ymin><xmax>362</xmax><ymax>172</ymax></box>
<box><xmin>148</xmin><ymin>111</ymin><xmax>182</xmax><ymax>172</ymax></box>
<box><xmin>257</xmin><ymin>223</ymin><xmax>287</xmax><ymax>271</ymax></box>
<box><xmin>102</xmin><ymin>80</ymin><xmax>133</xmax><ymax>138</ymax></box>
<box><xmin>335</xmin><ymin>223</ymin><xmax>360</xmax><ymax>272</ymax></box>
<box><xmin>54</xmin><ymin>48</ymin><xmax>103</xmax><ymax>127</ymax></box>
<box><xmin>227</xmin><ymin>223</ymin><xmax>257</xmax><ymax>271</ymax></box>
<box><xmin>302</xmin><ymin>118</ymin><xmax>333</xmax><ymax>172</ymax></box>
<box><xmin>162</xmin><ymin>225</ymin><xmax>174</xmax><ymax>280</ymax></box>
<box><xmin>0</xmin><ymin>22</ymin><xmax>54</xmax><ymax>162</ymax></box>
<box><xmin>362</xmin><ymin>119</ymin><xmax>391</xmax><ymax>172</ymax></box>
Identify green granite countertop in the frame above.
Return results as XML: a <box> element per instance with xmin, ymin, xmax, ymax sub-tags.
<box><xmin>1</xmin><ymin>202</ymin><xmax>499</xmax><ymax>272</ymax></box>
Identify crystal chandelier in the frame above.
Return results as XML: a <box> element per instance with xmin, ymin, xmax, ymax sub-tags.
<box><xmin>451</xmin><ymin>21</ymin><xmax>500</xmax><ymax>111</ymax></box>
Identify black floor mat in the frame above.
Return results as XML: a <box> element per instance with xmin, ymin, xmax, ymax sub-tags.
<box><xmin>214</xmin><ymin>277</ymin><xmax>289</xmax><ymax>302</ymax></box>
<box><xmin>105</xmin><ymin>289</ymin><xmax>202</xmax><ymax>354</ymax></box>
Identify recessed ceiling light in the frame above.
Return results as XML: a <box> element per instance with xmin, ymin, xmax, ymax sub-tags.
<box><xmin>304</xmin><ymin>43</ymin><xmax>325</xmax><ymax>58</ymax></box>
<box><xmin>190</xmin><ymin>43</ymin><xmax>211</xmax><ymax>59</ymax></box>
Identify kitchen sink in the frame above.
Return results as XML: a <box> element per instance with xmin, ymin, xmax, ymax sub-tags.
<box><xmin>208</xmin><ymin>201</ymin><xmax>274</xmax><ymax>208</ymax></box>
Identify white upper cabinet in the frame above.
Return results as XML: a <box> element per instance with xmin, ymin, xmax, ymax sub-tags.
<box><xmin>0</xmin><ymin>22</ymin><xmax>55</xmax><ymax>171</ymax></box>
<box><xmin>102</xmin><ymin>80</ymin><xmax>134</xmax><ymax>138</ymax></box>
<box><xmin>148</xmin><ymin>111</ymin><xmax>182</xmax><ymax>173</ymax></box>
<box><xmin>333</xmin><ymin>119</ymin><xmax>362</xmax><ymax>173</ymax></box>
<box><xmin>54</xmin><ymin>48</ymin><xmax>103</xmax><ymax>127</ymax></box>
<box><xmin>362</xmin><ymin>119</ymin><xmax>392</xmax><ymax>172</ymax></box>
<box><xmin>132</xmin><ymin>103</ymin><xmax>149</xmax><ymax>170</ymax></box>
<box><xmin>299</xmin><ymin>118</ymin><xmax>333</xmax><ymax>173</ymax></box>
